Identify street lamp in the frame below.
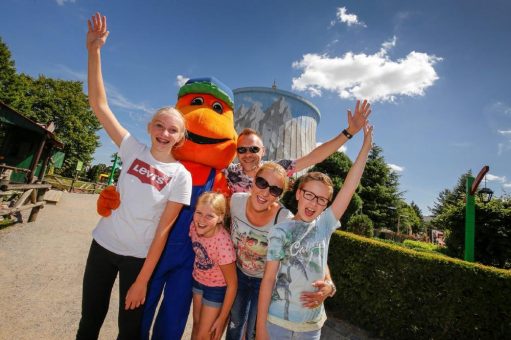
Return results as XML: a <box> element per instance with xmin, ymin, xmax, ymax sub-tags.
<box><xmin>478</xmin><ymin>176</ymin><xmax>493</xmax><ymax>204</ymax></box>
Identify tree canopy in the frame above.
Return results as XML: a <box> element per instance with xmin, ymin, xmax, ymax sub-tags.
<box><xmin>0</xmin><ymin>37</ymin><xmax>101</xmax><ymax>176</ymax></box>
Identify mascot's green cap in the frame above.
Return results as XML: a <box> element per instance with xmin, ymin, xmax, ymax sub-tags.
<box><xmin>178</xmin><ymin>77</ymin><xmax>234</xmax><ymax>109</ymax></box>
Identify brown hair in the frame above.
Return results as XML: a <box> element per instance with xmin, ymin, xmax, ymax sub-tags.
<box><xmin>297</xmin><ymin>171</ymin><xmax>334</xmax><ymax>200</ymax></box>
<box><xmin>255</xmin><ymin>162</ymin><xmax>289</xmax><ymax>194</ymax></box>
<box><xmin>196</xmin><ymin>191</ymin><xmax>227</xmax><ymax>224</ymax></box>
<box><xmin>149</xmin><ymin>106</ymin><xmax>187</xmax><ymax>148</ymax></box>
<box><xmin>238</xmin><ymin>128</ymin><xmax>261</xmax><ymax>140</ymax></box>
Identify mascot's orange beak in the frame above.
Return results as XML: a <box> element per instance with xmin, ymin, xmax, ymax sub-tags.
<box><xmin>173</xmin><ymin>93</ymin><xmax>237</xmax><ymax>170</ymax></box>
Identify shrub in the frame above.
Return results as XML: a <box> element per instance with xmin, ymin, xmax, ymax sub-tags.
<box><xmin>402</xmin><ymin>239</ymin><xmax>443</xmax><ymax>253</ymax></box>
<box><xmin>326</xmin><ymin>231</ymin><xmax>511</xmax><ymax>339</ymax></box>
<box><xmin>346</xmin><ymin>214</ymin><xmax>374</xmax><ymax>237</ymax></box>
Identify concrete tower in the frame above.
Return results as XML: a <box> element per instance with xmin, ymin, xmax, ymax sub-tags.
<box><xmin>233</xmin><ymin>85</ymin><xmax>321</xmax><ymax>171</ymax></box>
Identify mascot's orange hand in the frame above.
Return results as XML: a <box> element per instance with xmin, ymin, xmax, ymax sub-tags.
<box><xmin>97</xmin><ymin>185</ymin><xmax>121</xmax><ymax>217</ymax></box>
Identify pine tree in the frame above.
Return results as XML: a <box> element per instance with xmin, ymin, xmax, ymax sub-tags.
<box><xmin>0</xmin><ymin>37</ymin><xmax>19</xmax><ymax>105</ymax></box>
<box><xmin>358</xmin><ymin>145</ymin><xmax>402</xmax><ymax>230</ymax></box>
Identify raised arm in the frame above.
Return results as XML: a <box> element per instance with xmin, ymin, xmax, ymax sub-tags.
<box><xmin>294</xmin><ymin>100</ymin><xmax>371</xmax><ymax>172</ymax></box>
<box><xmin>330</xmin><ymin>123</ymin><xmax>373</xmax><ymax>221</ymax></box>
<box><xmin>87</xmin><ymin>12</ymin><xmax>127</xmax><ymax>147</ymax></box>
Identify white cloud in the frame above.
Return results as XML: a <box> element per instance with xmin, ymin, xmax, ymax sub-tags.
<box><xmin>176</xmin><ymin>75</ymin><xmax>189</xmax><ymax>87</ymax></box>
<box><xmin>503</xmin><ymin>183</ymin><xmax>511</xmax><ymax>188</ymax></box>
<box><xmin>491</xmin><ymin>102</ymin><xmax>511</xmax><ymax>116</ymax></box>
<box><xmin>316</xmin><ymin>142</ymin><xmax>346</xmax><ymax>153</ymax></box>
<box><xmin>498</xmin><ymin>129</ymin><xmax>511</xmax><ymax>136</ymax></box>
<box><xmin>56</xmin><ymin>0</ymin><xmax>76</xmax><ymax>5</ymax></box>
<box><xmin>331</xmin><ymin>7</ymin><xmax>366</xmax><ymax>27</ymax></box>
<box><xmin>107</xmin><ymin>86</ymin><xmax>154</xmax><ymax>115</ymax></box>
<box><xmin>388</xmin><ymin>163</ymin><xmax>405</xmax><ymax>172</ymax></box>
<box><xmin>486</xmin><ymin>174</ymin><xmax>507</xmax><ymax>183</ymax></box>
<box><xmin>292</xmin><ymin>38</ymin><xmax>442</xmax><ymax>102</ymax></box>
<box><xmin>55</xmin><ymin>64</ymin><xmax>86</xmax><ymax>81</ymax></box>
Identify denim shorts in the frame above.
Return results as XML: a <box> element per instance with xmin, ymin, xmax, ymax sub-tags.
<box><xmin>192</xmin><ymin>278</ymin><xmax>226</xmax><ymax>308</ymax></box>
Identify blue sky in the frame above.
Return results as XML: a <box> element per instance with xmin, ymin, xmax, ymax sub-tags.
<box><xmin>1</xmin><ymin>0</ymin><xmax>510</xmax><ymax>214</ymax></box>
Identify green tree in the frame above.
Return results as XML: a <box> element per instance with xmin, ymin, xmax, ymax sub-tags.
<box><xmin>0</xmin><ymin>37</ymin><xmax>19</xmax><ymax>105</ymax></box>
<box><xmin>436</xmin><ymin>198</ymin><xmax>511</xmax><ymax>268</ymax></box>
<box><xmin>86</xmin><ymin>163</ymin><xmax>108</xmax><ymax>182</ymax></box>
<box><xmin>346</xmin><ymin>214</ymin><xmax>374</xmax><ymax>237</ymax></box>
<box><xmin>10</xmin><ymin>74</ymin><xmax>101</xmax><ymax>176</ymax></box>
<box><xmin>358</xmin><ymin>145</ymin><xmax>401</xmax><ymax>231</ymax></box>
<box><xmin>430</xmin><ymin>171</ymin><xmax>472</xmax><ymax>218</ymax></box>
<box><xmin>0</xmin><ymin>38</ymin><xmax>102</xmax><ymax>177</ymax></box>
<box><xmin>396</xmin><ymin>200</ymin><xmax>422</xmax><ymax>234</ymax></box>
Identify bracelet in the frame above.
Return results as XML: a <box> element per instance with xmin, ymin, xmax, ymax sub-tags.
<box><xmin>342</xmin><ymin>129</ymin><xmax>353</xmax><ymax>139</ymax></box>
<box><xmin>324</xmin><ymin>280</ymin><xmax>337</xmax><ymax>297</ymax></box>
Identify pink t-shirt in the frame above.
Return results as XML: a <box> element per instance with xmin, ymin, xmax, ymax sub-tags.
<box><xmin>190</xmin><ymin>223</ymin><xmax>236</xmax><ymax>287</ymax></box>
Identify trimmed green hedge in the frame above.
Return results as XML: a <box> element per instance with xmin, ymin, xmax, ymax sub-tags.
<box><xmin>326</xmin><ymin>231</ymin><xmax>511</xmax><ymax>339</ymax></box>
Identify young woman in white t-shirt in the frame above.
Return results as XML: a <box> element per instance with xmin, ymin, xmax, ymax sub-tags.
<box><xmin>77</xmin><ymin>13</ymin><xmax>192</xmax><ymax>340</ymax></box>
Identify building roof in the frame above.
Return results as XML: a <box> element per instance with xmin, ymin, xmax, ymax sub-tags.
<box><xmin>0</xmin><ymin>101</ymin><xmax>63</xmax><ymax>149</ymax></box>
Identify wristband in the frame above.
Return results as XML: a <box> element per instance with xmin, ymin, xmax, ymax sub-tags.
<box><xmin>342</xmin><ymin>129</ymin><xmax>353</xmax><ymax>139</ymax></box>
<box><xmin>324</xmin><ymin>280</ymin><xmax>337</xmax><ymax>297</ymax></box>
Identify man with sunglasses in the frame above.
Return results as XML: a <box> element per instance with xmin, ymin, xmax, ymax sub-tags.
<box><xmin>224</xmin><ymin>99</ymin><xmax>371</xmax><ymax>194</ymax></box>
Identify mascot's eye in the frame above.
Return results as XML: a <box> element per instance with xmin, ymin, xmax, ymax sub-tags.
<box><xmin>191</xmin><ymin>97</ymin><xmax>204</xmax><ymax>105</ymax></box>
<box><xmin>212</xmin><ymin>102</ymin><xmax>223</xmax><ymax>114</ymax></box>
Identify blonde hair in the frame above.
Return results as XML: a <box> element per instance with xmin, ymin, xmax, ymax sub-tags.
<box><xmin>255</xmin><ymin>162</ymin><xmax>289</xmax><ymax>195</ymax></box>
<box><xmin>149</xmin><ymin>106</ymin><xmax>187</xmax><ymax>148</ymax></box>
<box><xmin>297</xmin><ymin>171</ymin><xmax>334</xmax><ymax>200</ymax></box>
<box><xmin>196</xmin><ymin>192</ymin><xmax>227</xmax><ymax>224</ymax></box>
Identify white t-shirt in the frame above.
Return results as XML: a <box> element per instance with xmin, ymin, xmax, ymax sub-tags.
<box><xmin>229</xmin><ymin>192</ymin><xmax>293</xmax><ymax>278</ymax></box>
<box><xmin>93</xmin><ymin>134</ymin><xmax>192</xmax><ymax>258</ymax></box>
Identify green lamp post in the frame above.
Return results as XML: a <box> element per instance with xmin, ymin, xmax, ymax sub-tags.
<box><xmin>464</xmin><ymin>165</ymin><xmax>491</xmax><ymax>262</ymax></box>
<box><xmin>107</xmin><ymin>153</ymin><xmax>119</xmax><ymax>186</ymax></box>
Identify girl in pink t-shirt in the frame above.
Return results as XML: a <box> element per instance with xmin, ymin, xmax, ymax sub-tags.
<box><xmin>190</xmin><ymin>192</ymin><xmax>237</xmax><ymax>340</ymax></box>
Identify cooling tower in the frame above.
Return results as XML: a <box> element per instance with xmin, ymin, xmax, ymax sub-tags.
<box><xmin>233</xmin><ymin>86</ymin><xmax>320</xmax><ymax>167</ymax></box>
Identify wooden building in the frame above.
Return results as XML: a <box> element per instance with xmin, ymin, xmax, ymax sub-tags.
<box><xmin>0</xmin><ymin>101</ymin><xmax>63</xmax><ymax>183</ymax></box>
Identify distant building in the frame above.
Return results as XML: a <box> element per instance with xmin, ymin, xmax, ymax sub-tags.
<box><xmin>233</xmin><ymin>85</ymin><xmax>320</xmax><ymax>172</ymax></box>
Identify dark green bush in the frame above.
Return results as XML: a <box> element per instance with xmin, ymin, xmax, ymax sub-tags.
<box><xmin>346</xmin><ymin>214</ymin><xmax>374</xmax><ymax>237</ymax></box>
<box><xmin>326</xmin><ymin>231</ymin><xmax>511</xmax><ymax>339</ymax></box>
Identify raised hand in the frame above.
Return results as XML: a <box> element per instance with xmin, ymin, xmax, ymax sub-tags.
<box><xmin>86</xmin><ymin>12</ymin><xmax>110</xmax><ymax>51</ymax></box>
<box><xmin>347</xmin><ymin>99</ymin><xmax>371</xmax><ymax>135</ymax></box>
<box><xmin>362</xmin><ymin>122</ymin><xmax>374</xmax><ymax>149</ymax></box>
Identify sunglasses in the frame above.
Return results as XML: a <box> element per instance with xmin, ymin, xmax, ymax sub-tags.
<box><xmin>255</xmin><ymin>176</ymin><xmax>284</xmax><ymax>197</ymax></box>
<box><xmin>237</xmin><ymin>146</ymin><xmax>261</xmax><ymax>154</ymax></box>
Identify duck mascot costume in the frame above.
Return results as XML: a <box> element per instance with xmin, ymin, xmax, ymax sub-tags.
<box><xmin>97</xmin><ymin>77</ymin><xmax>237</xmax><ymax>339</ymax></box>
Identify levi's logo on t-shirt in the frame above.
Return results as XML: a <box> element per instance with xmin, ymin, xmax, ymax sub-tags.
<box><xmin>127</xmin><ymin>159</ymin><xmax>171</xmax><ymax>191</ymax></box>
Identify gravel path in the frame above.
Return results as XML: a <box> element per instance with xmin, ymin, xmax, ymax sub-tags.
<box><xmin>0</xmin><ymin>192</ymin><xmax>192</xmax><ymax>340</ymax></box>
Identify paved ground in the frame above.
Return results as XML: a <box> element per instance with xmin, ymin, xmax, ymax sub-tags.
<box><xmin>0</xmin><ymin>192</ymin><xmax>375</xmax><ymax>340</ymax></box>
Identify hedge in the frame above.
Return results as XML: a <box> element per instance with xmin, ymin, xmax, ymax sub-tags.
<box><xmin>326</xmin><ymin>231</ymin><xmax>511</xmax><ymax>339</ymax></box>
